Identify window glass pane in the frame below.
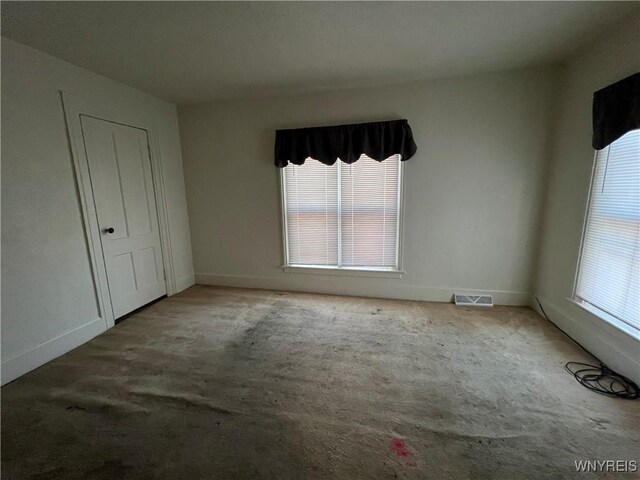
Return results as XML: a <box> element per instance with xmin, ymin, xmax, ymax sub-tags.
<box><xmin>283</xmin><ymin>160</ymin><xmax>338</xmax><ymax>266</ymax></box>
<box><xmin>576</xmin><ymin>129</ymin><xmax>640</xmax><ymax>330</ymax></box>
<box><xmin>341</xmin><ymin>155</ymin><xmax>400</xmax><ymax>268</ymax></box>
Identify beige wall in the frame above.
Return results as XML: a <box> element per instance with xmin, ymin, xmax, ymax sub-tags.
<box><xmin>1</xmin><ymin>39</ymin><xmax>194</xmax><ymax>383</ymax></box>
<box><xmin>533</xmin><ymin>18</ymin><xmax>640</xmax><ymax>382</ymax></box>
<box><xmin>179</xmin><ymin>66</ymin><xmax>558</xmax><ymax>305</ymax></box>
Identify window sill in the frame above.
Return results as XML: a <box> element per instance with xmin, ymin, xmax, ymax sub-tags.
<box><xmin>568</xmin><ymin>297</ymin><xmax>640</xmax><ymax>341</ymax></box>
<box><xmin>282</xmin><ymin>265</ymin><xmax>404</xmax><ymax>279</ymax></box>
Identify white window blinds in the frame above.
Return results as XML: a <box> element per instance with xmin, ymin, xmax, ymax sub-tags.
<box><xmin>341</xmin><ymin>155</ymin><xmax>400</xmax><ymax>268</ymax></box>
<box><xmin>282</xmin><ymin>154</ymin><xmax>401</xmax><ymax>270</ymax></box>
<box><xmin>283</xmin><ymin>160</ymin><xmax>338</xmax><ymax>266</ymax></box>
<box><xmin>576</xmin><ymin>129</ymin><xmax>640</xmax><ymax>331</ymax></box>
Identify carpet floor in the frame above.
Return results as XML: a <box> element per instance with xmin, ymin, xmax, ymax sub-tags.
<box><xmin>2</xmin><ymin>286</ymin><xmax>638</xmax><ymax>479</ymax></box>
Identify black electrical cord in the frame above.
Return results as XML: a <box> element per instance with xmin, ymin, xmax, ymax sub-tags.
<box><xmin>565</xmin><ymin>362</ymin><xmax>639</xmax><ymax>399</ymax></box>
<box><xmin>534</xmin><ymin>296</ymin><xmax>639</xmax><ymax>400</ymax></box>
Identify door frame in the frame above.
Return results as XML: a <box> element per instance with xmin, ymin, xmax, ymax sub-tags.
<box><xmin>62</xmin><ymin>91</ymin><xmax>176</xmax><ymax>329</ymax></box>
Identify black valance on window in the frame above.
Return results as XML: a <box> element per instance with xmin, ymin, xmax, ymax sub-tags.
<box><xmin>593</xmin><ymin>72</ymin><xmax>640</xmax><ymax>150</ymax></box>
<box><xmin>274</xmin><ymin>119</ymin><xmax>417</xmax><ymax>168</ymax></box>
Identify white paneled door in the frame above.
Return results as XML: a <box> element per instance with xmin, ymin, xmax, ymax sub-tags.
<box><xmin>81</xmin><ymin>116</ymin><xmax>166</xmax><ymax>319</ymax></box>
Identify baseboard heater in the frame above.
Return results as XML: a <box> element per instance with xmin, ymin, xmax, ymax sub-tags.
<box><xmin>454</xmin><ymin>293</ymin><xmax>493</xmax><ymax>307</ymax></box>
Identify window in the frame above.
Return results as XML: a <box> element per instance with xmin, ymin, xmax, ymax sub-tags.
<box><xmin>575</xmin><ymin>129</ymin><xmax>640</xmax><ymax>333</ymax></box>
<box><xmin>281</xmin><ymin>154</ymin><xmax>402</xmax><ymax>273</ymax></box>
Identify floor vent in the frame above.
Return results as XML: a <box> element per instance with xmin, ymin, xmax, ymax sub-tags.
<box><xmin>454</xmin><ymin>294</ymin><xmax>493</xmax><ymax>307</ymax></box>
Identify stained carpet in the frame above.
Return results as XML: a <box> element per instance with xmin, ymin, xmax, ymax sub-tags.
<box><xmin>2</xmin><ymin>286</ymin><xmax>638</xmax><ymax>479</ymax></box>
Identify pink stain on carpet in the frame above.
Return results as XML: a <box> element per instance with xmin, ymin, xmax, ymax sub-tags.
<box><xmin>390</xmin><ymin>437</ymin><xmax>417</xmax><ymax>467</ymax></box>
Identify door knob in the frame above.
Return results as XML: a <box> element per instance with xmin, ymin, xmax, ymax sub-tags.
<box><xmin>104</xmin><ymin>227</ymin><xmax>115</xmax><ymax>234</ymax></box>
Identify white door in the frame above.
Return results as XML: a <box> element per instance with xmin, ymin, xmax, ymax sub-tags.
<box><xmin>81</xmin><ymin>116</ymin><xmax>166</xmax><ymax>319</ymax></box>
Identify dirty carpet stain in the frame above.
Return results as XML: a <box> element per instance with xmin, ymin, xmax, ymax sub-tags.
<box><xmin>390</xmin><ymin>437</ymin><xmax>417</xmax><ymax>468</ymax></box>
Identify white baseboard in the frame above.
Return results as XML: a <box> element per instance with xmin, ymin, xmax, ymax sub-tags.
<box><xmin>1</xmin><ymin>317</ymin><xmax>106</xmax><ymax>386</ymax></box>
<box><xmin>530</xmin><ymin>295</ymin><xmax>640</xmax><ymax>384</ymax></box>
<box><xmin>195</xmin><ymin>272</ymin><xmax>531</xmax><ymax>306</ymax></box>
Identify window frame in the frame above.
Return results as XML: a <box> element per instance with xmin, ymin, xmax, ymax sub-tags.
<box><xmin>572</xmin><ymin>142</ymin><xmax>640</xmax><ymax>339</ymax></box>
<box><xmin>279</xmin><ymin>158</ymin><xmax>406</xmax><ymax>278</ymax></box>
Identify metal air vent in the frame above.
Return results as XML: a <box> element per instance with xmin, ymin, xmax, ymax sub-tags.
<box><xmin>454</xmin><ymin>294</ymin><xmax>493</xmax><ymax>307</ymax></box>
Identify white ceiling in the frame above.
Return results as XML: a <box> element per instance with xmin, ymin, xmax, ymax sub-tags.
<box><xmin>2</xmin><ymin>2</ymin><xmax>638</xmax><ymax>105</ymax></box>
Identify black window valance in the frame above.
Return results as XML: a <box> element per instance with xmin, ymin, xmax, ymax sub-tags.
<box><xmin>274</xmin><ymin>119</ymin><xmax>417</xmax><ymax>168</ymax></box>
<box><xmin>592</xmin><ymin>72</ymin><xmax>640</xmax><ymax>150</ymax></box>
